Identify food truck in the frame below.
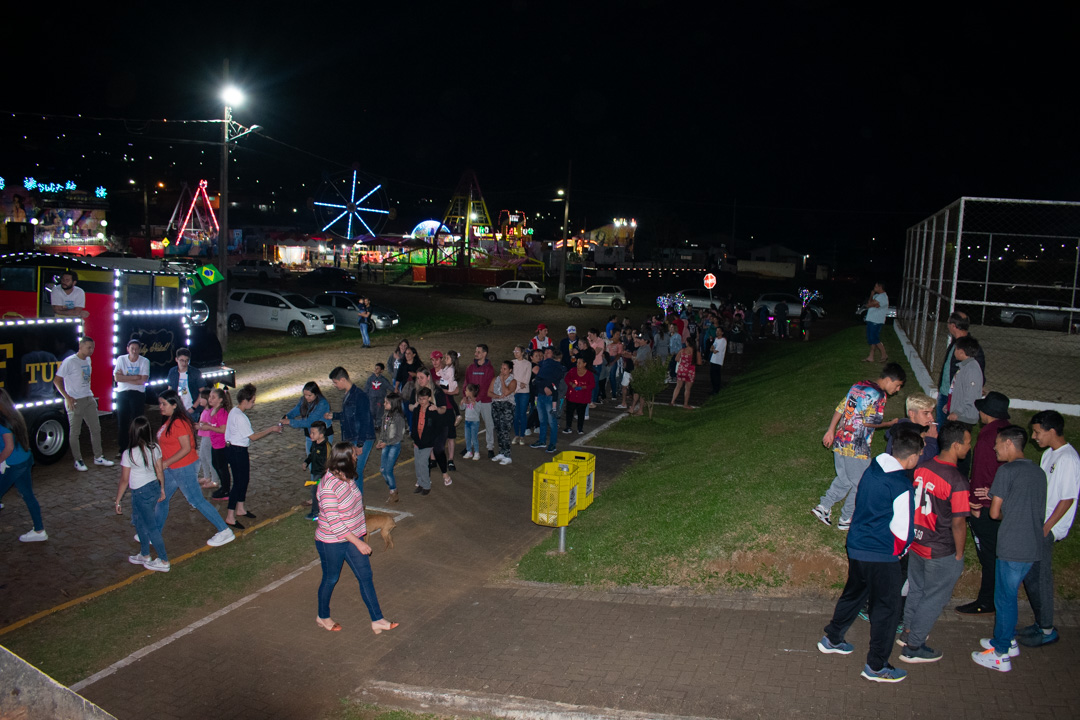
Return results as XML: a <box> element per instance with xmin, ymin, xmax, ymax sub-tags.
<box><xmin>0</xmin><ymin>252</ymin><xmax>234</xmax><ymax>463</ymax></box>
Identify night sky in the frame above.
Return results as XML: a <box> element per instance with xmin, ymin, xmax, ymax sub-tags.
<box><xmin>4</xmin><ymin>2</ymin><xmax>1076</xmax><ymax>264</ymax></box>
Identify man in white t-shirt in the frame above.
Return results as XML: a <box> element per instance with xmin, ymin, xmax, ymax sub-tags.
<box><xmin>114</xmin><ymin>338</ymin><xmax>150</xmax><ymax>455</ymax></box>
<box><xmin>166</xmin><ymin>348</ymin><xmax>204</xmax><ymax>422</ymax></box>
<box><xmin>53</xmin><ymin>337</ymin><xmax>114</xmax><ymax>472</ymax></box>
<box><xmin>709</xmin><ymin>326</ymin><xmax>727</xmax><ymax>395</ymax></box>
<box><xmin>51</xmin><ymin>270</ymin><xmax>90</xmax><ymax>319</ymax></box>
<box><xmin>1020</xmin><ymin>410</ymin><xmax>1080</xmax><ymax>648</ymax></box>
<box><xmin>863</xmin><ymin>282</ymin><xmax>889</xmax><ymax>363</ymax></box>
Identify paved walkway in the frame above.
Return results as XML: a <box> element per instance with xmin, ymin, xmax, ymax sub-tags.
<box><xmin>9</xmin><ymin>297</ymin><xmax>1078</xmax><ymax>719</ymax></box>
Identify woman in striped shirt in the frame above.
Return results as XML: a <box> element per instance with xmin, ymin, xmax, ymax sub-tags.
<box><xmin>315</xmin><ymin>442</ymin><xmax>398</xmax><ymax>635</ymax></box>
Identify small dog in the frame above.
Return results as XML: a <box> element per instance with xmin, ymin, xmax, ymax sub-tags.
<box><xmin>364</xmin><ymin>511</ymin><xmax>396</xmax><ymax>550</ymax></box>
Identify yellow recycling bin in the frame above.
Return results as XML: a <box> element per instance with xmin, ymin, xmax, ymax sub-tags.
<box><xmin>531</xmin><ymin>462</ymin><xmax>581</xmax><ymax>527</ymax></box>
<box><xmin>553</xmin><ymin>451</ymin><xmax>595</xmax><ymax>511</ymax></box>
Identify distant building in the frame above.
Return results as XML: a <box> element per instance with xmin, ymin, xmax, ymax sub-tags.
<box><xmin>749</xmin><ymin>244</ymin><xmax>803</xmax><ymax>265</ymax></box>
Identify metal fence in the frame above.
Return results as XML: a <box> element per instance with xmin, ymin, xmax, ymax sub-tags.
<box><xmin>898</xmin><ymin>197</ymin><xmax>1080</xmax><ymax>413</ymax></box>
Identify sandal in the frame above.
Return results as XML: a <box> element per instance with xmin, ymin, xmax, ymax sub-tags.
<box><xmin>444</xmin><ymin>475</ymin><xmax>453</xmax><ymax>486</ymax></box>
<box><xmin>316</xmin><ymin>618</ymin><xmax>342</xmax><ymax>632</ymax></box>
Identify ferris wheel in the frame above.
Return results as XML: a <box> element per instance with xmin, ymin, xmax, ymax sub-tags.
<box><xmin>312</xmin><ymin>167</ymin><xmax>391</xmax><ymax>241</ymax></box>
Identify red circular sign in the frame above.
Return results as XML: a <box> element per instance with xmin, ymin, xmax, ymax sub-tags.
<box><xmin>703</xmin><ymin>273</ymin><xmax>717</xmax><ymax>289</ymax></box>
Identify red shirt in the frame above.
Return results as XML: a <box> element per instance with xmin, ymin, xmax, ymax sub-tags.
<box><xmin>158</xmin><ymin>418</ymin><xmax>199</xmax><ymax>469</ymax></box>
<box><xmin>565</xmin><ymin>368</ymin><xmax>596</xmax><ymax>404</ymax></box>
<box><xmin>911</xmin><ymin>457</ymin><xmax>970</xmax><ymax>559</ymax></box>
<box><xmin>970</xmin><ymin>418</ymin><xmax>1009</xmax><ymax>508</ymax></box>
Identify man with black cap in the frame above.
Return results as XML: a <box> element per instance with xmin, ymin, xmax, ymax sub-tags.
<box><xmin>956</xmin><ymin>391</ymin><xmax>1011</xmax><ymax>615</ymax></box>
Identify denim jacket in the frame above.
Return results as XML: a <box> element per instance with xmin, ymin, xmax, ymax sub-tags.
<box><xmin>331</xmin><ymin>384</ymin><xmax>375</xmax><ymax>444</ymax></box>
<box><xmin>285</xmin><ymin>396</ymin><xmax>333</xmax><ymax>441</ymax></box>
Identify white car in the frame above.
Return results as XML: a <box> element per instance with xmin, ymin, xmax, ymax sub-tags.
<box><xmin>565</xmin><ymin>284</ymin><xmax>629</xmax><ymax>309</ymax></box>
<box><xmin>483</xmin><ymin>280</ymin><xmax>546</xmax><ymax>304</ymax></box>
<box><xmin>753</xmin><ymin>293</ymin><xmax>826</xmax><ymax>319</ymax></box>
<box><xmin>227</xmin><ymin>289</ymin><xmax>336</xmax><ymax>337</ymax></box>
<box><xmin>674</xmin><ymin>288</ymin><xmax>721</xmax><ymax>310</ymax></box>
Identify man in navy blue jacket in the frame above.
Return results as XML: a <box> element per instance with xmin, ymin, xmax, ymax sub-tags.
<box><xmin>817</xmin><ymin>427</ymin><xmax>922</xmax><ymax>683</ymax></box>
<box><xmin>326</xmin><ymin>366</ymin><xmax>375</xmax><ymax>493</ymax></box>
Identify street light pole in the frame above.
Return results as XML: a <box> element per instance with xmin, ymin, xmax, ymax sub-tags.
<box><xmin>557</xmin><ymin>160</ymin><xmax>571</xmax><ymax>301</ymax></box>
<box><xmin>217</xmin><ymin>94</ymin><xmax>231</xmax><ymax>351</ymax></box>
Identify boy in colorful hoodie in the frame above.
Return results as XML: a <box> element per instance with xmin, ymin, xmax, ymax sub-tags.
<box><xmin>817</xmin><ymin>427</ymin><xmax>922</xmax><ymax>683</ymax></box>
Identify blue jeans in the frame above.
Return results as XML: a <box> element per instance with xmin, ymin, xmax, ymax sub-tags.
<box><xmin>379</xmin><ymin>443</ymin><xmax>401</xmax><ymax>490</ymax></box>
<box><xmin>591</xmin><ymin>365</ymin><xmax>602</xmax><ymax>402</ymax></box>
<box><xmin>513</xmin><ymin>393</ymin><xmax>530</xmax><ymax>437</ymax></box>
<box><xmin>354</xmin><ymin>439</ymin><xmax>375</xmax><ymax>495</ymax></box>
<box><xmin>132</xmin><ymin>482</ymin><xmax>168</xmax><ymax>561</ymax></box>
<box><xmin>464</xmin><ymin>420</ymin><xmax>479</xmax><ymax>455</ymax></box>
<box><xmin>359</xmin><ymin>322</ymin><xmax>371</xmax><ymax>347</ymax></box>
<box><xmin>1</xmin><ymin>458</ymin><xmax>43</xmax><ymax>531</ymax></box>
<box><xmin>316</xmin><ymin>539</ymin><xmax>383</xmax><ymax>621</ymax></box>
<box><xmin>155</xmin><ymin>462</ymin><xmax>228</xmax><ymax>533</ymax></box>
<box><xmin>535</xmin><ymin>395</ymin><xmax>557</xmax><ymax>448</ymax></box>
<box><xmin>992</xmin><ymin>558</ymin><xmax>1034</xmax><ymax>654</ymax></box>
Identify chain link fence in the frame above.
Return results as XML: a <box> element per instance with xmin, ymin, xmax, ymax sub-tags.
<box><xmin>898</xmin><ymin>197</ymin><xmax>1080</xmax><ymax>412</ymax></box>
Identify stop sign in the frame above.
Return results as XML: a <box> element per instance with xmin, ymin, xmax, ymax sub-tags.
<box><xmin>703</xmin><ymin>273</ymin><xmax>716</xmax><ymax>289</ymax></box>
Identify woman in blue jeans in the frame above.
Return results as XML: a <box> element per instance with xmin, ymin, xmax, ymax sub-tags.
<box><xmin>375</xmin><ymin>393</ymin><xmax>406</xmax><ymax>503</ymax></box>
<box><xmin>114</xmin><ymin>416</ymin><xmax>170</xmax><ymax>571</ymax></box>
<box><xmin>0</xmin><ymin>388</ymin><xmax>47</xmax><ymax>543</ymax></box>
<box><xmin>315</xmin><ymin>442</ymin><xmax>398</xmax><ymax>634</ymax></box>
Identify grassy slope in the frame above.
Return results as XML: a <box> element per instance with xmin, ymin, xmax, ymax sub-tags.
<box><xmin>517</xmin><ymin>326</ymin><xmax>1078</xmax><ymax>596</ymax></box>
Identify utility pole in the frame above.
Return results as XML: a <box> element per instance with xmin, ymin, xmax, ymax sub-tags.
<box><xmin>557</xmin><ymin>160</ymin><xmax>571</xmax><ymax>301</ymax></box>
<box><xmin>217</xmin><ymin>58</ymin><xmax>231</xmax><ymax>351</ymax></box>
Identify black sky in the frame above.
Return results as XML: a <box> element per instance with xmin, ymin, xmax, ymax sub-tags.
<box><xmin>5</xmin><ymin>1</ymin><xmax>1078</xmax><ymax>256</ymax></box>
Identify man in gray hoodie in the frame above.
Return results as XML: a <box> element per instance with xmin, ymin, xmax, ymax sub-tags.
<box><xmin>947</xmin><ymin>336</ymin><xmax>983</xmax><ymax>425</ymax></box>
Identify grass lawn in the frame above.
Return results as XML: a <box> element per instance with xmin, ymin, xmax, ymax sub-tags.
<box><xmin>224</xmin><ymin>310</ymin><xmax>487</xmax><ymax>364</ymax></box>
<box><xmin>516</xmin><ymin>325</ymin><xmax>1080</xmax><ymax>598</ymax></box>
<box><xmin>0</xmin><ymin>512</ymin><xmax>316</xmax><ymax>686</ymax></box>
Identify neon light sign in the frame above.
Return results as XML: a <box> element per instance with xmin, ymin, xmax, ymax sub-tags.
<box><xmin>23</xmin><ymin>178</ymin><xmax>79</xmax><ymax>193</ymax></box>
<box><xmin>95</xmin><ymin>186</ymin><xmax>107</xmax><ymax>198</ymax></box>
<box><xmin>0</xmin><ymin>177</ymin><xmax>5</xmax><ymax>190</ymax></box>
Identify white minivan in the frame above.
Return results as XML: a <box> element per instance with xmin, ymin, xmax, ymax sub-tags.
<box><xmin>227</xmin><ymin>289</ymin><xmax>336</xmax><ymax>336</ymax></box>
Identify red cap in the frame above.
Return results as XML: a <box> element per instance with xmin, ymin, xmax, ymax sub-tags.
<box><xmin>536</xmin><ymin>323</ymin><xmax>547</xmax><ymax>331</ymax></box>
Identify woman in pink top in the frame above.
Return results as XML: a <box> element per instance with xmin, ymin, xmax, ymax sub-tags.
<box><xmin>315</xmin><ymin>442</ymin><xmax>398</xmax><ymax>635</ymax></box>
<box><xmin>196</xmin><ymin>387</ymin><xmax>232</xmax><ymax>499</ymax></box>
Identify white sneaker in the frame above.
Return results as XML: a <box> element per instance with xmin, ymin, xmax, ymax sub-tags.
<box><xmin>144</xmin><ymin>558</ymin><xmax>171</xmax><ymax>572</ymax></box>
<box><xmin>128</xmin><ymin>553</ymin><xmax>150</xmax><ymax>565</ymax></box>
<box><xmin>74</xmin><ymin>460</ymin><xmax>88</xmax><ymax>472</ymax></box>
<box><xmin>463</xmin><ymin>451</ymin><xmax>474</xmax><ymax>459</ymax></box>
<box><xmin>134</xmin><ymin>533</ymin><xmax>140</xmax><ymax>542</ymax></box>
<box><xmin>980</xmin><ymin>637</ymin><xmax>1020</xmax><ymax>657</ymax></box>
<box><xmin>207</xmin><ymin>528</ymin><xmax>235</xmax><ymax>547</ymax></box>
<box><xmin>492</xmin><ymin>453</ymin><xmax>505</xmax><ymax>462</ymax></box>
<box><xmin>472</xmin><ymin>454</ymin><xmax>480</xmax><ymax>461</ymax></box>
<box><xmin>524</xmin><ymin>429</ymin><xmax>532</xmax><ymax>436</ymax></box>
<box><xmin>19</xmin><ymin>529</ymin><xmax>48</xmax><ymax>542</ymax></box>
<box><xmin>499</xmin><ymin>456</ymin><xmax>512</xmax><ymax>465</ymax></box>
<box><xmin>971</xmin><ymin>647</ymin><xmax>1011</xmax><ymax>672</ymax></box>
<box><xmin>94</xmin><ymin>456</ymin><xmax>115</xmax><ymax>467</ymax></box>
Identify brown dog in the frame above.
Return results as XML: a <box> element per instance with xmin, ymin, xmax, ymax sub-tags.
<box><xmin>364</xmin><ymin>511</ymin><xmax>396</xmax><ymax>550</ymax></box>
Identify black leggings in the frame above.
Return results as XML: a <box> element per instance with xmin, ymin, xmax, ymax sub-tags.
<box><xmin>211</xmin><ymin>446</ymin><xmax>231</xmax><ymax>492</ymax></box>
<box><xmin>565</xmin><ymin>401</ymin><xmax>587</xmax><ymax>432</ymax></box>
<box><xmin>225</xmin><ymin>445</ymin><xmax>250</xmax><ymax>510</ymax></box>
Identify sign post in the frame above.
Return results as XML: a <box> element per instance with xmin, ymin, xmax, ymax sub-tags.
<box><xmin>703</xmin><ymin>273</ymin><xmax>716</xmax><ymax>289</ymax></box>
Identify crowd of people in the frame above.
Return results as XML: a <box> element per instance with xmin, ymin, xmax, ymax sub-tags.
<box><xmin>813</xmin><ymin>304</ymin><xmax>1079</xmax><ymax>682</ymax></box>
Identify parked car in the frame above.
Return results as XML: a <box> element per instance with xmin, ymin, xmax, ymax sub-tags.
<box><xmin>312</xmin><ymin>291</ymin><xmax>400</xmax><ymax>331</ymax></box>
<box><xmin>999</xmin><ymin>300</ymin><xmax>1078</xmax><ymax>332</ymax></box>
<box><xmin>296</xmin><ymin>266</ymin><xmax>358</xmax><ymax>288</ymax></box>
<box><xmin>565</xmin><ymin>284</ymin><xmax>629</xmax><ymax>309</ymax></box>
<box><xmin>483</xmin><ymin>280</ymin><xmax>546</xmax><ymax>304</ymax></box>
<box><xmin>855</xmin><ymin>303</ymin><xmax>898</xmax><ymax>320</ymax></box>
<box><xmin>674</xmin><ymin>288</ymin><xmax>721</xmax><ymax>310</ymax></box>
<box><xmin>227</xmin><ymin>289</ymin><xmax>335</xmax><ymax>336</ymax></box>
<box><xmin>229</xmin><ymin>259</ymin><xmax>288</xmax><ymax>282</ymax></box>
<box><xmin>753</xmin><ymin>293</ymin><xmax>826</xmax><ymax>319</ymax></box>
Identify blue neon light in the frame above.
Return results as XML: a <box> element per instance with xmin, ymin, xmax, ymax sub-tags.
<box><xmin>95</xmin><ymin>186</ymin><xmax>108</xmax><ymax>198</ymax></box>
<box><xmin>0</xmin><ymin>177</ymin><xmax>5</xmax><ymax>190</ymax></box>
<box><xmin>318</xmin><ymin>172</ymin><xmax>386</xmax><ymax>240</ymax></box>
<box><xmin>22</xmin><ymin>177</ymin><xmax>82</xmax><ymax>193</ymax></box>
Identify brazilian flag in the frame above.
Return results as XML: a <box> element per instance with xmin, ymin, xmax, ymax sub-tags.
<box><xmin>187</xmin><ymin>264</ymin><xmax>223</xmax><ymax>292</ymax></box>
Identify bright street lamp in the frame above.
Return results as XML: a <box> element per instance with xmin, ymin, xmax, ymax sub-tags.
<box><xmin>221</xmin><ymin>86</ymin><xmax>244</xmax><ymax>107</ymax></box>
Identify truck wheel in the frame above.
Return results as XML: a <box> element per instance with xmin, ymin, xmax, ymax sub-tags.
<box><xmin>612</xmin><ymin>299</ymin><xmax>624</xmax><ymax>310</ymax></box>
<box><xmin>29</xmin><ymin>411</ymin><xmax>68</xmax><ymax>465</ymax></box>
<box><xmin>228</xmin><ymin>314</ymin><xmax>245</xmax><ymax>332</ymax></box>
<box><xmin>288</xmin><ymin>320</ymin><xmax>307</xmax><ymax>337</ymax></box>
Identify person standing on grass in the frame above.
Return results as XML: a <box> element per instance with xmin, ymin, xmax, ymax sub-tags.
<box><xmin>326</xmin><ymin>367</ymin><xmax>376</xmax><ymax>492</ymax></box>
<box><xmin>816</xmin><ymin>427</ymin><xmax>921</xmax><ymax>684</ymax></box>
<box><xmin>897</xmin><ymin>421</ymin><xmax>972</xmax><ymax>664</ymax></box>
<box><xmin>314</xmin><ymin>442</ymin><xmax>398</xmax><ymax>636</ymax></box>
<box><xmin>812</xmin><ymin>363</ymin><xmax>906</xmax><ymax>531</ymax></box>
<box><xmin>153</xmin><ymin>389</ymin><xmax>236</xmax><ymax>548</ymax></box>
<box><xmin>1</xmin><ymin>388</ymin><xmax>47</xmax><ymax>543</ymax></box>
<box><xmin>708</xmin><ymin>326</ymin><xmax>727</xmax><ymax>395</ymax></box>
<box><xmin>563</xmin><ymin>356</ymin><xmax>595</xmax><ymax>436</ymax></box>
<box><xmin>971</xmin><ymin>425</ymin><xmax>1046</xmax><ymax>673</ymax></box>
<box><xmin>54</xmin><ymin>337</ymin><xmax>114</xmax><ymax>473</ymax></box>
<box><xmin>956</xmin><ymin>391</ymin><xmax>1011</xmax><ymax>616</ymax></box>
<box><xmin>465</xmin><ymin>345</ymin><xmax>497</xmax><ymax>459</ymax></box>
<box><xmin>1016</xmin><ymin>410</ymin><xmax>1080</xmax><ymax>648</ymax></box>
<box><xmin>115</xmin><ymin>417</ymin><xmax>168</xmax><ymax>571</ymax></box>
<box><xmin>884</xmin><ymin>392</ymin><xmax>939</xmax><ymax>463</ymax></box>
<box><xmin>224</xmin><ymin>383</ymin><xmax>283</xmax><ymax>530</ymax></box>
<box><xmin>669</xmin><ymin>344</ymin><xmax>695</xmax><ymax>409</ymax></box>
<box><xmin>862</xmin><ymin>282</ymin><xmax>889</xmax><ymax>362</ymax></box>
<box><xmin>114</xmin><ymin>338</ymin><xmax>149</xmax><ymax>456</ymax></box>
<box><xmin>935</xmin><ymin>311</ymin><xmax>987</xmax><ymax>427</ymax></box>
